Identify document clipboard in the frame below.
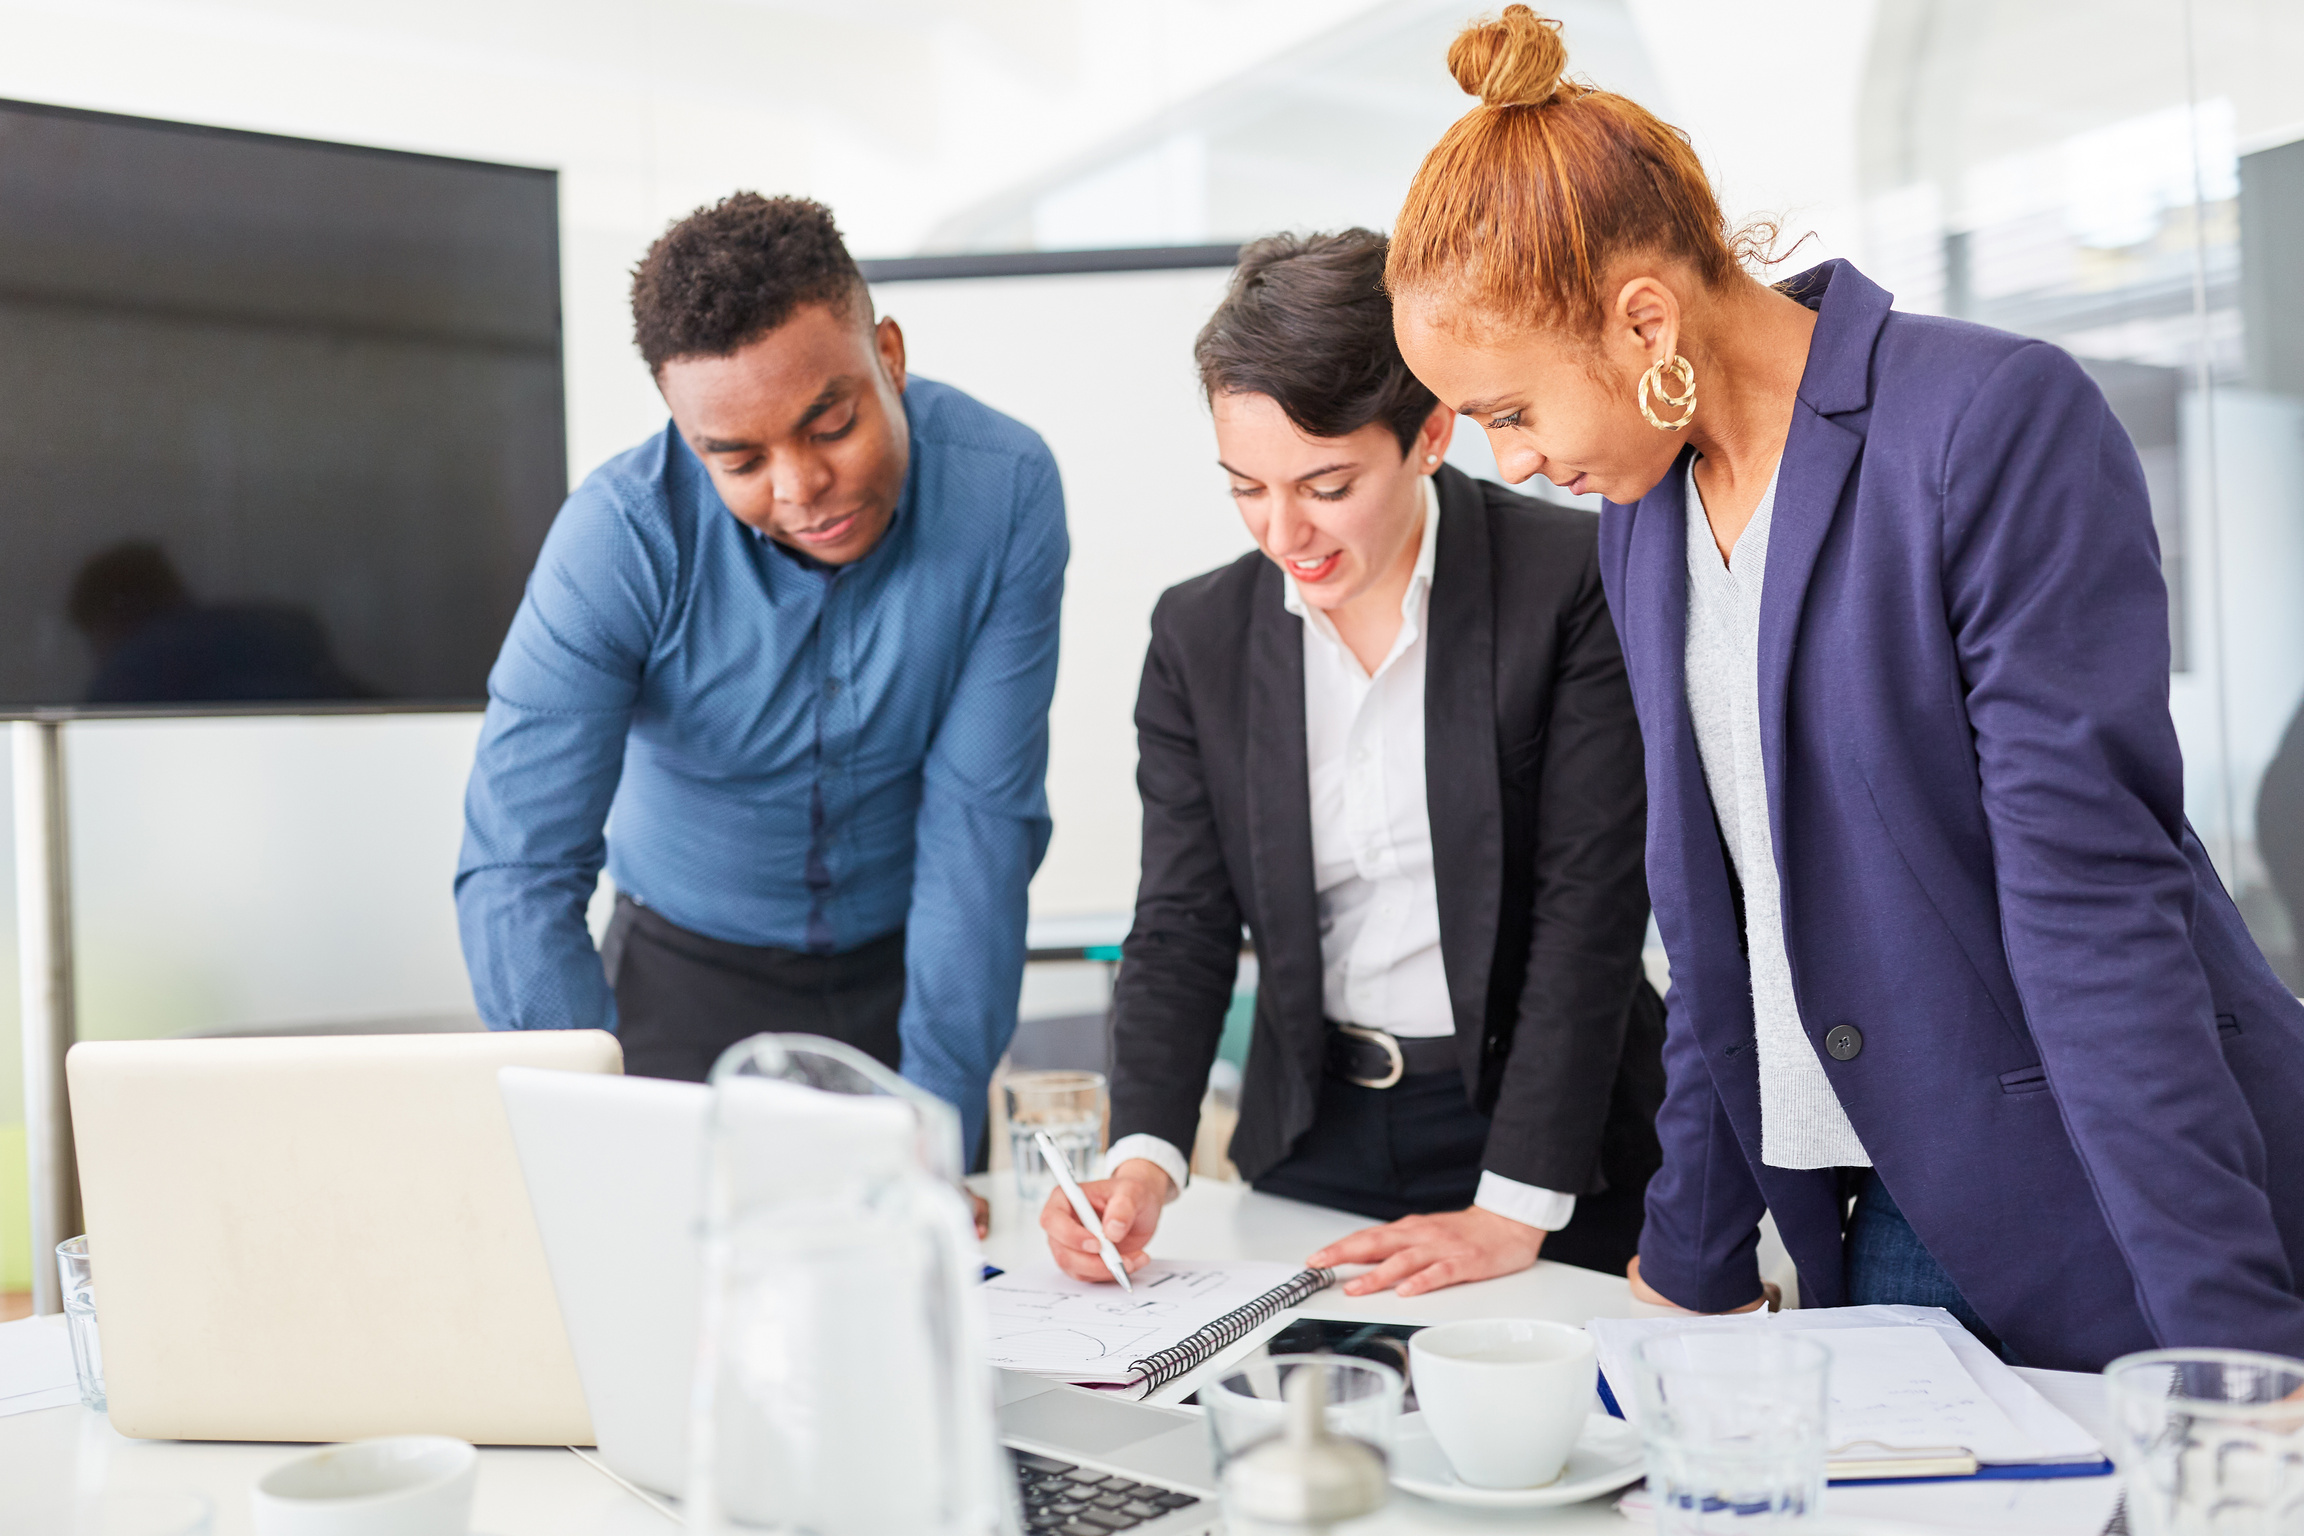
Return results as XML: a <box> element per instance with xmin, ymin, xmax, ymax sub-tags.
<box><xmin>1592</xmin><ymin>1366</ymin><xmax>2114</xmax><ymax>1484</ymax></box>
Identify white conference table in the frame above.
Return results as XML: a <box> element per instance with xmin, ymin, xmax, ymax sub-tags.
<box><xmin>0</xmin><ymin>1177</ymin><xmax>2118</xmax><ymax>1535</ymax></box>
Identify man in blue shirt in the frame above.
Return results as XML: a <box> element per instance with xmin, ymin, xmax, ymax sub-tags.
<box><xmin>456</xmin><ymin>194</ymin><xmax>1068</xmax><ymax>1160</ymax></box>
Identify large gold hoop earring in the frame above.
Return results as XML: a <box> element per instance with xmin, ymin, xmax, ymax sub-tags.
<box><xmin>1638</xmin><ymin>354</ymin><xmax>1697</xmax><ymax>431</ymax></box>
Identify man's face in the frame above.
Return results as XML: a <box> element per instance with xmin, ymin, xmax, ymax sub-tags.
<box><xmin>656</xmin><ymin>299</ymin><xmax>911</xmax><ymax>565</ymax></box>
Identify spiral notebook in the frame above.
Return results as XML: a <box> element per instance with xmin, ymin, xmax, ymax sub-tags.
<box><xmin>983</xmin><ymin>1259</ymin><xmax>1336</xmax><ymax>1397</ymax></box>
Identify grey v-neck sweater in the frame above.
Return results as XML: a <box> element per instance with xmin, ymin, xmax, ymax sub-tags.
<box><xmin>1683</xmin><ymin>459</ymin><xmax>1871</xmax><ymax>1170</ymax></box>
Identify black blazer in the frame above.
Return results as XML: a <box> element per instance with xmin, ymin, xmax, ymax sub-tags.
<box><xmin>1110</xmin><ymin>465</ymin><xmax>1665</xmax><ymax>1209</ymax></box>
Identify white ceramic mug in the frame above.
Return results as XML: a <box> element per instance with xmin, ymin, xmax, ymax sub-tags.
<box><xmin>1409</xmin><ymin>1319</ymin><xmax>1597</xmax><ymax>1489</ymax></box>
<box><xmin>250</xmin><ymin>1436</ymin><xmax>478</xmax><ymax>1536</ymax></box>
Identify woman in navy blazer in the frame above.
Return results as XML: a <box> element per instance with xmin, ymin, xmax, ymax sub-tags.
<box><xmin>1376</xmin><ymin>5</ymin><xmax>2304</xmax><ymax>1371</ymax></box>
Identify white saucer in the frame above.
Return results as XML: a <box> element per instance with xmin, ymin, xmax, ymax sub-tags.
<box><xmin>1390</xmin><ymin>1410</ymin><xmax>1647</xmax><ymax>1509</ymax></box>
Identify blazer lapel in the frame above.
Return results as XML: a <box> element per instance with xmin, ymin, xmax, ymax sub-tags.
<box><xmin>1619</xmin><ymin>449</ymin><xmax>1727</xmax><ymax>1008</ymax></box>
<box><xmin>1755</xmin><ymin>262</ymin><xmax>1891</xmax><ymax>886</ymax></box>
<box><xmin>1243</xmin><ymin>561</ymin><xmax>1325</xmax><ymax>1075</ymax></box>
<box><xmin>1425</xmin><ymin>470</ymin><xmax>1502</xmax><ymax>1067</ymax></box>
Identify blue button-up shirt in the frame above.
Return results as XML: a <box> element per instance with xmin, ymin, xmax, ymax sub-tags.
<box><xmin>455</xmin><ymin>377</ymin><xmax>1067</xmax><ymax>1149</ymax></box>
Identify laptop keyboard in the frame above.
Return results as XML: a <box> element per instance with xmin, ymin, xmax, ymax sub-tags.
<box><xmin>1009</xmin><ymin>1448</ymin><xmax>1207</xmax><ymax>1533</ymax></box>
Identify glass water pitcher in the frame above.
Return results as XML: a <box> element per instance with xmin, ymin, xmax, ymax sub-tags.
<box><xmin>686</xmin><ymin>1033</ymin><xmax>1018</xmax><ymax>1536</ymax></box>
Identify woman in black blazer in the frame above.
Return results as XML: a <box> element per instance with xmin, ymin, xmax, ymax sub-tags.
<box><xmin>1040</xmin><ymin>230</ymin><xmax>1664</xmax><ymax>1294</ymax></box>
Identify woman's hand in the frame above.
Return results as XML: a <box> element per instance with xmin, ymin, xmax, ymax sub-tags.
<box><xmin>971</xmin><ymin>1191</ymin><xmax>991</xmax><ymax>1239</ymax></box>
<box><xmin>1307</xmin><ymin>1207</ymin><xmax>1547</xmax><ymax>1298</ymax></box>
<box><xmin>1626</xmin><ymin>1255</ymin><xmax>1779</xmax><ymax>1313</ymax></box>
<box><xmin>1038</xmin><ymin>1158</ymin><xmax>1173</xmax><ymax>1282</ymax></box>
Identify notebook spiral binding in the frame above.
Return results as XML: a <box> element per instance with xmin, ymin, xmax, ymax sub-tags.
<box><xmin>1124</xmin><ymin>1267</ymin><xmax>1338</xmax><ymax>1392</ymax></box>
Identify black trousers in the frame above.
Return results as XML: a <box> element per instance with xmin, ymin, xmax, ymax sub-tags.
<box><xmin>1251</xmin><ymin>1067</ymin><xmax>1650</xmax><ymax>1278</ymax></box>
<box><xmin>599</xmin><ymin>894</ymin><xmax>905</xmax><ymax>1083</ymax></box>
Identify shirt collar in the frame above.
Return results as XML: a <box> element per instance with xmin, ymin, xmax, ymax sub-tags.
<box><xmin>1283</xmin><ymin>472</ymin><xmax>1440</xmax><ymax>636</ymax></box>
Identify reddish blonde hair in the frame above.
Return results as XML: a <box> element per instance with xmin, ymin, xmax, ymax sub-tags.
<box><xmin>1386</xmin><ymin>6</ymin><xmax>1752</xmax><ymax>332</ymax></box>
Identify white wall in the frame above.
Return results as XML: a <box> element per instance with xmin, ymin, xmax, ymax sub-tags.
<box><xmin>874</xmin><ymin>267</ymin><xmax>1246</xmax><ymax>917</ymax></box>
<box><xmin>877</xmin><ymin>265</ymin><xmax>1536</xmax><ymax>919</ymax></box>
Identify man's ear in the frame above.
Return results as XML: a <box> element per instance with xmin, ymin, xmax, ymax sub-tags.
<box><xmin>875</xmin><ymin>315</ymin><xmax>908</xmax><ymax>395</ymax></box>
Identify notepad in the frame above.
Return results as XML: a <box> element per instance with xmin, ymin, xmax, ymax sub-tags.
<box><xmin>983</xmin><ymin>1259</ymin><xmax>1334</xmax><ymax>1396</ymax></box>
<box><xmin>1586</xmin><ymin>1305</ymin><xmax>2107</xmax><ymax>1482</ymax></box>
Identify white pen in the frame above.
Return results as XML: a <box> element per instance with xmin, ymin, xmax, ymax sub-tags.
<box><xmin>1036</xmin><ymin>1130</ymin><xmax>1132</xmax><ymax>1292</ymax></box>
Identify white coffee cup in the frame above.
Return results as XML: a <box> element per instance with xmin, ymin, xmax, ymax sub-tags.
<box><xmin>250</xmin><ymin>1436</ymin><xmax>478</xmax><ymax>1536</ymax></box>
<box><xmin>1409</xmin><ymin>1319</ymin><xmax>1596</xmax><ymax>1489</ymax></box>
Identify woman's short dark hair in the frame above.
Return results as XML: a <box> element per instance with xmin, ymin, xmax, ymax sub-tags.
<box><xmin>1193</xmin><ymin>229</ymin><xmax>1438</xmax><ymax>455</ymax></box>
<box><xmin>630</xmin><ymin>193</ymin><xmax>867</xmax><ymax>373</ymax></box>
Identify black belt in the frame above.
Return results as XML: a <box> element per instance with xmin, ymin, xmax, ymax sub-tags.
<box><xmin>1324</xmin><ymin>1023</ymin><xmax>1460</xmax><ymax>1088</ymax></box>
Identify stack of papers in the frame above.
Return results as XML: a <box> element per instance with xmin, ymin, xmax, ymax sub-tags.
<box><xmin>1587</xmin><ymin>1305</ymin><xmax>2107</xmax><ymax>1479</ymax></box>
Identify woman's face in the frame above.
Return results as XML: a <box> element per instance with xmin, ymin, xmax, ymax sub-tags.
<box><xmin>1211</xmin><ymin>392</ymin><xmax>1452</xmax><ymax>612</ymax></box>
<box><xmin>1393</xmin><ymin>291</ymin><xmax>1685</xmax><ymax>505</ymax></box>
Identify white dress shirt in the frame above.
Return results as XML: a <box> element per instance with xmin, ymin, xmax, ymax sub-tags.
<box><xmin>1106</xmin><ymin>479</ymin><xmax>1578</xmax><ymax>1232</ymax></box>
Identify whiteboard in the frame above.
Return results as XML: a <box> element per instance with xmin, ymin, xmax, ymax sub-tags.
<box><xmin>871</xmin><ymin>267</ymin><xmax>1518</xmax><ymax>920</ymax></box>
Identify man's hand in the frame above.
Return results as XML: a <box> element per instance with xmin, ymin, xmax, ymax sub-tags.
<box><xmin>1038</xmin><ymin>1159</ymin><xmax>1173</xmax><ymax>1283</ymax></box>
<box><xmin>971</xmin><ymin>1191</ymin><xmax>990</xmax><ymax>1240</ymax></box>
<box><xmin>1626</xmin><ymin>1255</ymin><xmax>1779</xmax><ymax>1313</ymax></box>
<box><xmin>1307</xmin><ymin>1206</ymin><xmax>1547</xmax><ymax>1298</ymax></box>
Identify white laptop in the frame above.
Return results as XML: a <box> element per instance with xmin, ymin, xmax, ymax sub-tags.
<box><xmin>498</xmin><ymin>1064</ymin><xmax>1220</xmax><ymax>1531</ymax></box>
<box><xmin>67</xmin><ymin>1029</ymin><xmax>621</xmax><ymax>1443</ymax></box>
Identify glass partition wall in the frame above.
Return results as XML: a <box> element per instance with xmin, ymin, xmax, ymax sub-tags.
<box><xmin>931</xmin><ymin>0</ymin><xmax>2304</xmax><ymax>988</ymax></box>
<box><xmin>1858</xmin><ymin>0</ymin><xmax>2304</xmax><ymax>986</ymax></box>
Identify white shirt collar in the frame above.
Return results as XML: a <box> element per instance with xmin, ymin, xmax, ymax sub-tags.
<box><xmin>1282</xmin><ymin>473</ymin><xmax>1441</xmax><ymax>637</ymax></box>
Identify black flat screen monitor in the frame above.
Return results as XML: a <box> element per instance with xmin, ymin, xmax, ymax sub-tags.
<box><xmin>0</xmin><ymin>99</ymin><xmax>564</xmax><ymax>715</ymax></box>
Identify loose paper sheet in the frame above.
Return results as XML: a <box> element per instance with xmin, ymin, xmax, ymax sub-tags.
<box><xmin>1814</xmin><ymin>1325</ymin><xmax>2033</xmax><ymax>1461</ymax></box>
<box><xmin>0</xmin><ymin>1314</ymin><xmax>80</xmax><ymax>1418</ymax></box>
<box><xmin>983</xmin><ymin>1259</ymin><xmax>1306</xmax><ymax>1383</ymax></box>
<box><xmin>1588</xmin><ymin>1305</ymin><xmax>2102</xmax><ymax>1465</ymax></box>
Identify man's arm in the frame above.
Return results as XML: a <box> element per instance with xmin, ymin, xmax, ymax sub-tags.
<box><xmin>1944</xmin><ymin>343</ymin><xmax>2304</xmax><ymax>1353</ymax></box>
<box><xmin>455</xmin><ymin>481</ymin><xmax>667</xmax><ymax>1031</ymax></box>
<box><xmin>896</xmin><ymin>452</ymin><xmax>1068</xmax><ymax>1157</ymax></box>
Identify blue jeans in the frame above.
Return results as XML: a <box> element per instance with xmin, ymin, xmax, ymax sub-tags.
<box><xmin>1842</xmin><ymin>1169</ymin><xmax>2015</xmax><ymax>1362</ymax></box>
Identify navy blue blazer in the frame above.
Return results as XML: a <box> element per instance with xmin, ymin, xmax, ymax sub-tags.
<box><xmin>1598</xmin><ymin>260</ymin><xmax>2304</xmax><ymax>1372</ymax></box>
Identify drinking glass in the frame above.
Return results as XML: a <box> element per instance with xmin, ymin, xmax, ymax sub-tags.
<box><xmin>1631</xmin><ymin>1331</ymin><xmax>1830</xmax><ymax>1533</ymax></box>
<box><xmin>56</xmin><ymin>1235</ymin><xmax>104</xmax><ymax>1412</ymax></box>
<box><xmin>2105</xmin><ymin>1347</ymin><xmax>2304</xmax><ymax>1535</ymax></box>
<box><xmin>1202</xmin><ymin>1353</ymin><xmax>1404</xmax><ymax>1474</ymax></box>
<box><xmin>1004</xmin><ymin>1070</ymin><xmax>1106</xmax><ymax>1205</ymax></box>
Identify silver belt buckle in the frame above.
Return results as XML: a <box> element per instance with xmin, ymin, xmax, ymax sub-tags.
<box><xmin>1336</xmin><ymin>1024</ymin><xmax>1405</xmax><ymax>1090</ymax></box>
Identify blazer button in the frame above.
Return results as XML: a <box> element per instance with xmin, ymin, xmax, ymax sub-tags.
<box><xmin>1825</xmin><ymin>1024</ymin><xmax>1863</xmax><ymax>1062</ymax></box>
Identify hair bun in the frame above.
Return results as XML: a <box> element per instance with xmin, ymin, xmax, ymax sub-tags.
<box><xmin>1447</xmin><ymin>5</ymin><xmax>1570</xmax><ymax>109</ymax></box>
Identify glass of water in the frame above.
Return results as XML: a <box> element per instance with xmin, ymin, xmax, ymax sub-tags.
<box><xmin>56</xmin><ymin>1235</ymin><xmax>104</xmax><ymax>1412</ymax></box>
<box><xmin>1005</xmin><ymin>1070</ymin><xmax>1106</xmax><ymax>1205</ymax></box>
<box><xmin>1203</xmin><ymin>1353</ymin><xmax>1403</xmax><ymax>1474</ymax></box>
<box><xmin>2105</xmin><ymin>1347</ymin><xmax>2304</xmax><ymax>1535</ymax></box>
<box><xmin>1631</xmin><ymin>1331</ymin><xmax>1830</xmax><ymax>1533</ymax></box>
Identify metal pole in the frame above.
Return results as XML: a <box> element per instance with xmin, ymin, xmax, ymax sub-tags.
<box><xmin>14</xmin><ymin>719</ymin><xmax>80</xmax><ymax>1316</ymax></box>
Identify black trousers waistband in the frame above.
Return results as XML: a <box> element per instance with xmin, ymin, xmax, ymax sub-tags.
<box><xmin>601</xmin><ymin>894</ymin><xmax>905</xmax><ymax>1084</ymax></box>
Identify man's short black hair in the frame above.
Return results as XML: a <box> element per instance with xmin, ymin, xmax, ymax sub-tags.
<box><xmin>630</xmin><ymin>193</ymin><xmax>868</xmax><ymax>373</ymax></box>
<box><xmin>1193</xmin><ymin>229</ymin><xmax>1438</xmax><ymax>455</ymax></box>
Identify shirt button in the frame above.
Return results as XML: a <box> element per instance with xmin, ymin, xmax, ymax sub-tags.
<box><xmin>823</xmin><ymin>677</ymin><xmax>841</xmax><ymax>697</ymax></box>
<box><xmin>1825</xmin><ymin>1024</ymin><xmax>1863</xmax><ymax>1062</ymax></box>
